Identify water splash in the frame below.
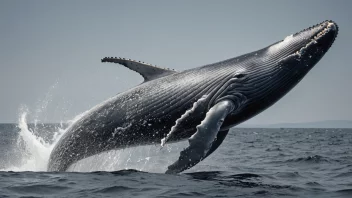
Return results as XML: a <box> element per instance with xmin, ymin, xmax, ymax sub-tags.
<box><xmin>1</xmin><ymin>83</ymin><xmax>188</xmax><ymax>173</ymax></box>
<box><xmin>14</xmin><ymin>112</ymin><xmax>55</xmax><ymax>171</ymax></box>
<box><xmin>68</xmin><ymin>141</ymin><xmax>187</xmax><ymax>173</ymax></box>
<box><xmin>1</xmin><ymin>106</ymin><xmax>188</xmax><ymax>173</ymax></box>
<box><xmin>0</xmin><ymin>105</ymin><xmax>91</xmax><ymax>172</ymax></box>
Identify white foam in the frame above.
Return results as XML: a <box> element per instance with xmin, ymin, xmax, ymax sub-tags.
<box><xmin>1</xmin><ymin>111</ymin><xmax>65</xmax><ymax>171</ymax></box>
<box><xmin>68</xmin><ymin>141</ymin><xmax>188</xmax><ymax>173</ymax></box>
<box><xmin>1</xmin><ymin>82</ymin><xmax>191</xmax><ymax>172</ymax></box>
<box><xmin>0</xmin><ymin>82</ymin><xmax>79</xmax><ymax>172</ymax></box>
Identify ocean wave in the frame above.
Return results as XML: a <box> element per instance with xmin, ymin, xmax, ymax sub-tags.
<box><xmin>185</xmin><ymin>171</ymin><xmax>295</xmax><ymax>190</ymax></box>
<box><xmin>185</xmin><ymin>171</ymin><xmax>262</xmax><ymax>181</ymax></box>
<box><xmin>333</xmin><ymin>171</ymin><xmax>352</xmax><ymax>178</ymax></box>
<box><xmin>265</xmin><ymin>147</ymin><xmax>282</xmax><ymax>152</ymax></box>
<box><xmin>335</xmin><ymin>189</ymin><xmax>352</xmax><ymax>194</ymax></box>
<box><xmin>92</xmin><ymin>169</ymin><xmax>141</xmax><ymax>176</ymax></box>
<box><xmin>285</xmin><ymin>155</ymin><xmax>333</xmax><ymax>164</ymax></box>
<box><xmin>274</xmin><ymin>171</ymin><xmax>303</xmax><ymax>178</ymax></box>
<box><xmin>7</xmin><ymin>185</ymin><xmax>70</xmax><ymax>195</ymax></box>
<box><xmin>94</xmin><ymin>186</ymin><xmax>136</xmax><ymax>193</ymax></box>
<box><xmin>305</xmin><ymin>181</ymin><xmax>322</xmax><ymax>186</ymax></box>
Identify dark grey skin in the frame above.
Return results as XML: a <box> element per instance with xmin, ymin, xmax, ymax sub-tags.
<box><xmin>48</xmin><ymin>20</ymin><xmax>338</xmax><ymax>173</ymax></box>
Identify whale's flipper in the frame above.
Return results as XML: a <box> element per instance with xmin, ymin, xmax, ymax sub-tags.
<box><xmin>166</xmin><ymin>100</ymin><xmax>234</xmax><ymax>174</ymax></box>
<box><xmin>101</xmin><ymin>57</ymin><xmax>177</xmax><ymax>82</ymax></box>
<box><xmin>161</xmin><ymin>95</ymin><xmax>208</xmax><ymax>147</ymax></box>
<box><xmin>203</xmin><ymin>129</ymin><xmax>229</xmax><ymax>159</ymax></box>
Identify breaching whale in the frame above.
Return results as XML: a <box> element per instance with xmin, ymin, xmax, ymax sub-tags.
<box><xmin>48</xmin><ymin>20</ymin><xmax>338</xmax><ymax>173</ymax></box>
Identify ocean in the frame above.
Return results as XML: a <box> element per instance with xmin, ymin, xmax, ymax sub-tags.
<box><xmin>0</xmin><ymin>116</ymin><xmax>351</xmax><ymax>197</ymax></box>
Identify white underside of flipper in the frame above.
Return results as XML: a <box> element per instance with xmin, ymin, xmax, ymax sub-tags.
<box><xmin>166</xmin><ymin>99</ymin><xmax>234</xmax><ymax>174</ymax></box>
<box><xmin>160</xmin><ymin>95</ymin><xmax>208</xmax><ymax>147</ymax></box>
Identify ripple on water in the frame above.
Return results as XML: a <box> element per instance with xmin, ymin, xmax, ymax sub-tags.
<box><xmin>284</xmin><ymin>155</ymin><xmax>334</xmax><ymax>164</ymax></box>
<box><xmin>274</xmin><ymin>171</ymin><xmax>304</xmax><ymax>179</ymax></box>
<box><xmin>1</xmin><ymin>128</ymin><xmax>352</xmax><ymax>197</ymax></box>
<box><xmin>94</xmin><ymin>186</ymin><xmax>135</xmax><ymax>193</ymax></box>
<box><xmin>305</xmin><ymin>181</ymin><xmax>322</xmax><ymax>186</ymax></box>
<box><xmin>335</xmin><ymin>188</ymin><xmax>352</xmax><ymax>194</ymax></box>
<box><xmin>7</xmin><ymin>185</ymin><xmax>70</xmax><ymax>195</ymax></box>
<box><xmin>333</xmin><ymin>172</ymin><xmax>352</xmax><ymax>178</ymax></box>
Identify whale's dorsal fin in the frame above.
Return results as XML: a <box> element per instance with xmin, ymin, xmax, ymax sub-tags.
<box><xmin>101</xmin><ymin>57</ymin><xmax>178</xmax><ymax>82</ymax></box>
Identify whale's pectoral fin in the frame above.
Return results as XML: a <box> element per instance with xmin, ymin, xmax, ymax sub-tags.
<box><xmin>203</xmin><ymin>129</ymin><xmax>229</xmax><ymax>159</ymax></box>
<box><xmin>166</xmin><ymin>100</ymin><xmax>234</xmax><ymax>174</ymax></box>
<box><xmin>101</xmin><ymin>57</ymin><xmax>178</xmax><ymax>82</ymax></box>
<box><xmin>161</xmin><ymin>95</ymin><xmax>208</xmax><ymax>147</ymax></box>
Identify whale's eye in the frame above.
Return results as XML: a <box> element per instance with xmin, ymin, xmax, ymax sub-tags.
<box><xmin>235</xmin><ymin>73</ymin><xmax>246</xmax><ymax>78</ymax></box>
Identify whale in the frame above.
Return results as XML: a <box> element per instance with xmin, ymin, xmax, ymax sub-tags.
<box><xmin>48</xmin><ymin>20</ymin><xmax>338</xmax><ymax>173</ymax></box>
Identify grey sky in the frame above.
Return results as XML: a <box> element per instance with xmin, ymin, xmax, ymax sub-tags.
<box><xmin>0</xmin><ymin>0</ymin><xmax>351</xmax><ymax>124</ymax></box>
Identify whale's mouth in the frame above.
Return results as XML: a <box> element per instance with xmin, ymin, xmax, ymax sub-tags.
<box><xmin>291</xmin><ymin>21</ymin><xmax>338</xmax><ymax>58</ymax></box>
<box><xmin>266</xmin><ymin>20</ymin><xmax>338</xmax><ymax>61</ymax></box>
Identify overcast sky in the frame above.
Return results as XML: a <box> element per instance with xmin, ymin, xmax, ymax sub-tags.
<box><xmin>0</xmin><ymin>0</ymin><xmax>351</xmax><ymax>124</ymax></box>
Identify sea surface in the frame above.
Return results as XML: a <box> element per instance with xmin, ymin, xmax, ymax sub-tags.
<box><xmin>0</xmin><ymin>120</ymin><xmax>351</xmax><ymax>198</ymax></box>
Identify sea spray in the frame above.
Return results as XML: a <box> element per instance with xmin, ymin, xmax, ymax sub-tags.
<box><xmin>67</xmin><ymin>141</ymin><xmax>188</xmax><ymax>173</ymax></box>
<box><xmin>0</xmin><ymin>103</ymin><xmax>188</xmax><ymax>173</ymax></box>
<box><xmin>15</xmin><ymin>112</ymin><xmax>53</xmax><ymax>171</ymax></box>
<box><xmin>2</xmin><ymin>86</ymin><xmax>190</xmax><ymax>172</ymax></box>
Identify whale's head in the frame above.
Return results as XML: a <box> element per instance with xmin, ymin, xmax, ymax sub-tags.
<box><xmin>222</xmin><ymin>20</ymin><xmax>338</xmax><ymax>126</ymax></box>
<box><xmin>265</xmin><ymin>20</ymin><xmax>338</xmax><ymax>75</ymax></box>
